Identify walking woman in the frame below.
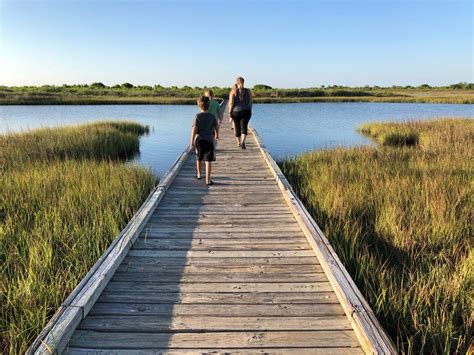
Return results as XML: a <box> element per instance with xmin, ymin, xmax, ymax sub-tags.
<box><xmin>229</xmin><ymin>77</ymin><xmax>253</xmax><ymax>149</ymax></box>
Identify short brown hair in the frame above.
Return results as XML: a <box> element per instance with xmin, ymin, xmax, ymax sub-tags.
<box><xmin>197</xmin><ymin>95</ymin><xmax>210</xmax><ymax>111</ymax></box>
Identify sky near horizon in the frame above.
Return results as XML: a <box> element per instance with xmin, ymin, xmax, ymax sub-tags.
<box><xmin>0</xmin><ymin>0</ymin><xmax>472</xmax><ymax>88</ymax></box>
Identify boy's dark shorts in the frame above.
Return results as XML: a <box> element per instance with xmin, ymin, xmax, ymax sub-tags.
<box><xmin>195</xmin><ymin>139</ymin><xmax>215</xmax><ymax>161</ymax></box>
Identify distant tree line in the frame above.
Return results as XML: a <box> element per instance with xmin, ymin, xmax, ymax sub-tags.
<box><xmin>0</xmin><ymin>82</ymin><xmax>471</xmax><ymax>103</ymax></box>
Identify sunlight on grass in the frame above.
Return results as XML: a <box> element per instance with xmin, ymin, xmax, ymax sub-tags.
<box><xmin>280</xmin><ymin>118</ymin><xmax>473</xmax><ymax>354</ymax></box>
<box><xmin>0</xmin><ymin>122</ymin><xmax>156</xmax><ymax>353</ymax></box>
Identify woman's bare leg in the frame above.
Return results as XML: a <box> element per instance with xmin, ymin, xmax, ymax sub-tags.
<box><xmin>205</xmin><ymin>161</ymin><xmax>212</xmax><ymax>184</ymax></box>
<box><xmin>196</xmin><ymin>160</ymin><xmax>202</xmax><ymax>179</ymax></box>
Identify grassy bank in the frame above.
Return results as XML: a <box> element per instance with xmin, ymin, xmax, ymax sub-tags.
<box><xmin>1</xmin><ymin>83</ymin><xmax>473</xmax><ymax>104</ymax></box>
<box><xmin>280</xmin><ymin>118</ymin><xmax>473</xmax><ymax>353</ymax></box>
<box><xmin>0</xmin><ymin>122</ymin><xmax>157</xmax><ymax>353</ymax></box>
<box><xmin>254</xmin><ymin>95</ymin><xmax>474</xmax><ymax>104</ymax></box>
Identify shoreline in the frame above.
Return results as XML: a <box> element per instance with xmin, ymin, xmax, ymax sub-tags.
<box><xmin>0</xmin><ymin>96</ymin><xmax>472</xmax><ymax>105</ymax></box>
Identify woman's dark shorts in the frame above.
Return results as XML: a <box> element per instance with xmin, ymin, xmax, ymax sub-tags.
<box><xmin>195</xmin><ymin>138</ymin><xmax>215</xmax><ymax>161</ymax></box>
<box><xmin>231</xmin><ymin>109</ymin><xmax>252</xmax><ymax>137</ymax></box>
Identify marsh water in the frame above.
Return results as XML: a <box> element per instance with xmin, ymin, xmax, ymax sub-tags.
<box><xmin>1</xmin><ymin>103</ymin><xmax>472</xmax><ymax>175</ymax></box>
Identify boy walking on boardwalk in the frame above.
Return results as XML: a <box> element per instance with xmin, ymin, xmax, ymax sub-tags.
<box><xmin>190</xmin><ymin>96</ymin><xmax>219</xmax><ymax>186</ymax></box>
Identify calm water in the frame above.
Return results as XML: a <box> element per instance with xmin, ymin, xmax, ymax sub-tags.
<box><xmin>1</xmin><ymin>103</ymin><xmax>472</xmax><ymax>175</ymax></box>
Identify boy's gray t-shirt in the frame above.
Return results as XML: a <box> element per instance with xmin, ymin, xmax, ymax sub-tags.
<box><xmin>193</xmin><ymin>112</ymin><xmax>217</xmax><ymax>143</ymax></box>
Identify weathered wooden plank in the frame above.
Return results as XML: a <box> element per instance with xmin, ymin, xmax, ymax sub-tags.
<box><xmin>132</xmin><ymin>239</ymin><xmax>310</xmax><ymax>251</ymax></box>
<box><xmin>89</xmin><ymin>303</ymin><xmax>345</xmax><ymax>317</ymax></box>
<box><xmin>112</xmin><ymin>271</ymin><xmax>327</xmax><ymax>283</ymax></box>
<box><xmin>77</xmin><ymin>315</ymin><xmax>350</xmax><ymax>331</ymax></box>
<box><xmin>105</xmin><ymin>281</ymin><xmax>334</xmax><ymax>293</ymax></box>
<box><xmin>69</xmin><ymin>330</ymin><xmax>360</xmax><ymax>349</ymax></box>
<box><xmin>164</xmin><ymin>191</ymin><xmax>284</xmax><ymax>197</ymax></box>
<box><xmin>31</xmin><ymin>306</ymin><xmax>82</xmax><ymax>355</ymax></box>
<box><xmin>122</xmin><ymin>256</ymin><xmax>319</xmax><ymax>266</ymax></box>
<box><xmin>160</xmin><ymin>198</ymin><xmax>286</xmax><ymax>205</ymax></box>
<box><xmin>118</xmin><ymin>262</ymin><xmax>322</xmax><ymax>274</ymax></box>
<box><xmin>149</xmin><ymin>215</ymin><xmax>296</xmax><ymax>221</ymax></box>
<box><xmin>134</xmin><ymin>236</ymin><xmax>309</xmax><ymax>246</ymax></box>
<box><xmin>97</xmin><ymin>291</ymin><xmax>337</xmax><ymax>304</ymax></box>
<box><xmin>140</xmin><ymin>228</ymin><xmax>301</xmax><ymax>233</ymax></box>
<box><xmin>128</xmin><ymin>250</ymin><xmax>315</xmax><ymax>258</ymax></box>
<box><xmin>158</xmin><ymin>202</ymin><xmax>287</xmax><ymax>208</ymax></box>
<box><xmin>153</xmin><ymin>211</ymin><xmax>291</xmax><ymax>217</ymax></box>
<box><xmin>170</xmin><ymin>181</ymin><xmax>274</xmax><ymax>186</ymax></box>
<box><xmin>163</xmin><ymin>191</ymin><xmax>283</xmax><ymax>197</ymax></box>
<box><xmin>146</xmin><ymin>219</ymin><xmax>298</xmax><ymax>226</ymax></box>
<box><xmin>67</xmin><ymin>347</ymin><xmax>363</xmax><ymax>354</ymax></box>
<box><xmin>139</xmin><ymin>232</ymin><xmax>306</xmax><ymax>240</ymax></box>
<box><xmin>153</xmin><ymin>210</ymin><xmax>292</xmax><ymax>216</ymax></box>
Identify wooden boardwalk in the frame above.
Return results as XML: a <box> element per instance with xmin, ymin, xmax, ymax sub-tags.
<box><xmin>31</xmin><ymin>102</ymin><xmax>395</xmax><ymax>354</ymax></box>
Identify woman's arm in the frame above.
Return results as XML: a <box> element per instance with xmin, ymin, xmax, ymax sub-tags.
<box><xmin>217</xmin><ymin>105</ymin><xmax>223</xmax><ymax>123</ymax></box>
<box><xmin>228</xmin><ymin>90</ymin><xmax>234</xmax><ymax>114</ymax></box>
<box><xmin>248</xmin><ymin>89</ymin><xmax>253</xmax><ymax>110</ymax></box>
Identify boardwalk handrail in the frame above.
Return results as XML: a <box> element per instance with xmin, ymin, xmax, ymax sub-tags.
<box><xmin>28</xmin><ymin>100</ymin><xmax>226</xmax><ymax>354</ymax></box>
<box><xmin>251</xmin><ymin>127</ymin><xmax>396</xmax><ymax>354</ymax></box>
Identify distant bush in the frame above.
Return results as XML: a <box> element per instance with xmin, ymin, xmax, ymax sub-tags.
<box><xmin>253</xmin><ymin>84</ymin><xmax>273</xmax><ymax>90</ymax></box>
<box><xmin>90</xmin><ymin>82</ymin><xmax>106</xmax><ymax>89</ymax></box>
<box><xmin>329</xmin><ymin>90</ymin><xmax>373</xmax><ymax>97</ymax></box>
<box><xmin>449</xmin><ymin>82</ymin><xmax>474</xmax><ymax>90</ymax></box>
<box><xmin>121</xmin><ymin>83</ymin><xmax>134</xmax><ymax>89</ymax></box>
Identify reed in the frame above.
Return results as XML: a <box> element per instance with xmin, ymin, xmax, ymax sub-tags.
<box><xmin>280</xmin><ymin>118</ymin><xmax>473</xmax><ymax>354</ymax></box>
<box><xmin>0</xmin><ymin>122</ymin><xmax>156</xmax><ymax>353</ymax></box>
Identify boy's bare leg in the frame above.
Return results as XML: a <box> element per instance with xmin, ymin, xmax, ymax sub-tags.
<box><xmin>196</xmin><ymin>160</ymin><xmax>202</xmax><ymax>179</ymax></box>
<box><xmin>205</xmin><ymin>161</ymin><xmax>212</xmax><ymax>184</ymax></box>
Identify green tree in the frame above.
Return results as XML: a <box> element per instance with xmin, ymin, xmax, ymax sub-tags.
<box><xmin>90</xmin><ymin>82</ymin><xmax>106</xmax><ymax>88</ymax></box>
<box><xmin>253</xmin><ymin>84</ymin><xmax>272</xmax><ymax>90</ymax></box>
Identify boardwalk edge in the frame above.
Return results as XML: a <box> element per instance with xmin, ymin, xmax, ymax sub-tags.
<box><xmin>28</xmin><ymin>146</ymin><xmax>191</xmax><ymax>354</ymax></box>
<box><xmin>251</xmin><ymin>126</ymin><xmax>397</xmax><ymax>355</ymax></box>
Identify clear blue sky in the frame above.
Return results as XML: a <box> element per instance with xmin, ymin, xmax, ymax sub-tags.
<box><xmin>0</xmin><ymin>0</ymin><xmax>472</xmax><ymax>88</ymax></box>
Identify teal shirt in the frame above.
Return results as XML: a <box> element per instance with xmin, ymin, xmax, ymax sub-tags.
<box><xmin>207</xmin><ymin>99</ymin><xmax>220</xmax><ymax>123</ymax></box>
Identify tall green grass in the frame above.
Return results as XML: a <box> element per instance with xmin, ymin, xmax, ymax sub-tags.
<box><xmin>280</xmin><ymin>118</ymin><xmax>473</xmax><ymax>354</ymax></box>
<box><xmin>0</xmin><ymin>122</ymin><xmax>156</xmax><ymax>353</ymax></box>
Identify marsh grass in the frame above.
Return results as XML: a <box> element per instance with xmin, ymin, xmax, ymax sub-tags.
<box><xmin>358</xmin><ymin>122</ymin><xmax>420</xmax><ymax>146</ymax></box>
<box><xmin>254</xmin><ymin>95</ymin><xmax>474</xmax><ymax>104</ymax></box>
<box><xmin>1</xmin><ymin>85</ymin><xmax>473</xmax><ymax>104</ymax></box>
<box><xmin>0</xmin><ymin>121</ymin><xmax>149</xmax><ymax>170</ymax></box>
<box><xmin>0</xmin><ymin>122</ymin><xmax>156</xmax><ymax>353</ymax></box>
<box><xmin>280</xmin><ymin>118</ymin><xmax>473</xmax><ymax>354</ymax></box>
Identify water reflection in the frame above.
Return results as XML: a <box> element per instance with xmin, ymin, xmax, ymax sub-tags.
<box><xmin>1</xmin><ymin>103</ymin><xmax>472</xmax><ymax>174</ymax></box>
